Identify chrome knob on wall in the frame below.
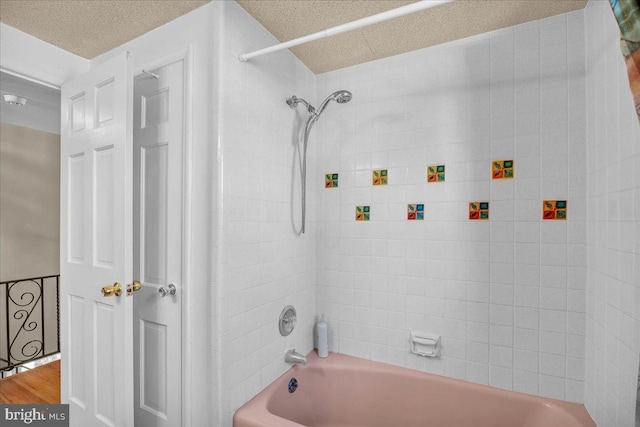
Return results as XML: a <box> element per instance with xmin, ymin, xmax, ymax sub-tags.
<box><xmin>279</xmin><ymin>305</ymin><xmax>297</xmax><ymax>336</ymax></box>
<box><xmin>158</xmin><ymin>284</ymin><xmax>177</xmax><ymax>297</ymax></box>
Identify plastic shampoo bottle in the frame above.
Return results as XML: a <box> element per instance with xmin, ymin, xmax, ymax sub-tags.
<box><xmin>316</xmin><ymin>315</ymin><xmax>328</xmax><ymax>358</ymax></box>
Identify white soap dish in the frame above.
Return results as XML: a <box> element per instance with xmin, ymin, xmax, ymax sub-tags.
<box><xmin>410</xmin><ymin>331</ymin><xmax>440</xmax><ymax>357</ymax></box>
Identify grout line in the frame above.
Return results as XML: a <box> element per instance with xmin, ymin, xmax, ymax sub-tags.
<box><xmin>488</xmin><ymin>28</ymin><xmax>494</xmax><ymax>387</ymax></box>
<box><xmin>537</xmin><ymin>19</ymin><xmax>543</xmax><ymax>394</ymax></box>
<box><xmin>511</xmin><ymin>26</ymin><xmax>517</xmax><ymax>392</ymax></box>
<box><xmin>564</xmin><ymin>13</ymin><xmax>570</xmax><ymax>400</ymax></box>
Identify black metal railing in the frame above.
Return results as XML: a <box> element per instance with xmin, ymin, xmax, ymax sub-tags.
<box><xmin>0</xmin><ymin>275</ymin><xmax>60</xmax><ymax>372</ymax></box>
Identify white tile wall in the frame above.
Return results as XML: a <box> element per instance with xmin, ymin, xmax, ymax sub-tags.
<box><xmin>584</xmin><ymin>2</ymin><xmax>640</xmax><ymax>426</ymax></box>
<box><xmin>216</xmin><ymin>2</ymin><xmax>317</xmax><ymax>425</ymax></box>
<box><xmin>213</xmin><ymin>1</ymin><xmax>640</xmax><ymax>425</ymax></box>
<box><xmin>315</xmin><ymin>11</ymin><xmax>588</xmax><ymax>403</ymax></box>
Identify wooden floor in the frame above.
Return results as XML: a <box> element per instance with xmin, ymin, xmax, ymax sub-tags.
<box><xmin>0</xmin><ymin>360</ymin><xmax>60</xmax><ymax>404</ymax></box>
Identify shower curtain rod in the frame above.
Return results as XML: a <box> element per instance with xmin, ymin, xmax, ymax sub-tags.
<box><xmin>238</xmin><ymin>0</ymin><xmax>455</xmax><ymax>62</ymax></box>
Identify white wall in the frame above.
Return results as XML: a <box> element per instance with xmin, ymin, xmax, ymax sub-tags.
<box><xmin>0</xmin><ymin>72</ymin><xmax>61</xmax><ymax>280</ymax></box>
<box><xmin>584</xmin><ymin>1</ymin><xmax>640</xmax><ymax>426</ymax></box>
<box><xmin>214</xmin><ymin>1</ymin><xmax>317</xmax><ymax>425</ymax></box>
<box><xmin>0</xmin><ymin>123</ymin><xmax>60</xmax><ymax>281</ymax></box>
<box><xmin>91</xmin><ymin>4</ymin><xmax>216</xmax><ymax>425</ymax></box>
<box><xmin>315</xmin><ymin>11</ymin><xmax>588</xmax><ymax>403</ymax></box>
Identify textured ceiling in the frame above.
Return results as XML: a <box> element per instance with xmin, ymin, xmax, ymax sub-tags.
<box><xmin>0</xmin><ymin>0</ymin><xmax>587</xmax><ymax>74</ymax></box>
<box><xmin>237</xmin><ymin>0</ymin><xmax>588</xmax><ymax>74</ymax></box>
<box><xmin>0</xmin><ymin>0</ymin><xmax>209</xmax><ymax>59</ymax></box>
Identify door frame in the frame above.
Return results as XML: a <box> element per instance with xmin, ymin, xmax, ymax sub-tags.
<box><xmin>133</xmin><ymin>45</ymin><xmax>193</xmax><ymax>427</ymax></box>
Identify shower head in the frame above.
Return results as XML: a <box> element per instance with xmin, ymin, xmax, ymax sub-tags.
<box><xmin>335</xmin><ymin>90</ymin><xmax>352</xmax><ymax>104</ymax></box>
<box><xmin>316</xmin><ymin>90</ymin><xmax>352</xmax><ymax>117</ymax></box>
<box><xmin>286</xmin><ymin>90</ymin><xmax>352</xmax><ymax>124</ymax></box>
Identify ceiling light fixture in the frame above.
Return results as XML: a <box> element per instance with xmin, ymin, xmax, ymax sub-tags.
<box><xmin>3</xmin><ymin>94</ymin><xmax>27</xmax><ymax>106</ymax></box>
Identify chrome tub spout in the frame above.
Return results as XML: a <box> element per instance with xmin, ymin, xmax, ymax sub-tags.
<box><xmin>285</xmin><ymin>349</ymin><xmax>307</xmax><ymax>365</ymax></box>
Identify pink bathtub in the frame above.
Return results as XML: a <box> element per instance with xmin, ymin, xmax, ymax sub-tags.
<box><xmin>234</xmin><ymin>351</ymin><xmax>595</xmax><ymax>427</ymax></box>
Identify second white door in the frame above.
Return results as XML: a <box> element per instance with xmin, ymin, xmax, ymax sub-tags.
<box><xmin>132</xmin><ymin>58</ymin><xmax>184</xmax><ymax>427</ymax></box>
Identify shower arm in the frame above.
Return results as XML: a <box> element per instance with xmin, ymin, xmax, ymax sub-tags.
<box><xmin>287</xmin><ymin>96</ymin><xmax>316</xmax><ymax>115</ymax></box>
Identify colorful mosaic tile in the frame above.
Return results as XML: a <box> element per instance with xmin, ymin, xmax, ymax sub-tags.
<box><xmin>355</xmin><ymin>205</ymin><xmax>370</xmax><ymax>221</ymax></box>
<box><xmin>407</xmin><ymin>204</ymin><xmax>425</xmax><ymax>220</ymax></box>
<box><xmin>543</xmin><ymin>200</ymin><xmax>567</xmax><ymax>220</ymax></box>
<box><xmin>372</xmin><ymin>169</ymin><xmax>388</xmax><ymax>186</ymax></box>
<box><xmin>469</xmin><ymin>202</ymin><xmax>490</xmax><ymax>220</ymax></box>
<box><xmin>492</xmin><ymin>160</ymin><xmax>514</xmax><ymax>180</ymax></box>
<box><xmin>325</xmin><ymin>173</ymin><xmax>339</xmax><ymax>188</ymax></box>
<box><xmin>427</xmin><ymin>165</ymin><xmax>445</xmax><ymax>182</ymax></box>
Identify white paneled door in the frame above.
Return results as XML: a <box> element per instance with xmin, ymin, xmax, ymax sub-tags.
<box><xmin>60</xmin><ymin>52</ymin><xmax>134</xmax><ymax>426</ymax></box>
<box><xmin>132</xmin><ymin>58</ymin><xmax>184</xmax><ymax>427</ymax></box>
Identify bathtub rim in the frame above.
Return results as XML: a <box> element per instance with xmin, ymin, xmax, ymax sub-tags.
<box><xmin>233</xmin><ymin>350</ymin><xmax>595</xmax><ymax>427</ymax></box>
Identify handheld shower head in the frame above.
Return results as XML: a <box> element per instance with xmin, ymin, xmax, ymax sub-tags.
<box><xmin>316</xmin><ymin>90</ymin><xmax>352</xmax><ymax>116</ymax></box>
<box><xmin>286</xmin><ymin>90</ymin><xmax>352</xmax><ymax>118</ymax></box>
<box><xmin>286</xmin><ymin>89</ymin><xmax>352</xmax><ymax>235</ymax></box>
<box><xmin>335</xmin><ymin>90</ymin><xmax>352</xmax><ymax>104</ymax></box>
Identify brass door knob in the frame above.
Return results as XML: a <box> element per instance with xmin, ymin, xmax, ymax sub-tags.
<box><xmin>101</xmin><ymin>282</ymin><xmax>122</xmax><ymax>297</ymax></box>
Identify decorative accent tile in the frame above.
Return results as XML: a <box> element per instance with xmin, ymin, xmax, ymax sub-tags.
<box><xmin>355</xmin><ymin>205</ymin><xmax>370</xmax><ymax>221</ymax></box>
<box><xmin>325</xmin><ymin>173</ymin><xmax>338</xmax><ymax>188</ymax></box>
<box><xmin>372</xmin><ymin>169</ymin><xmax>388</xmax><ymax>186</ymax></box>
<box><xmin>427</xmin><ymin>165</ymin><xmax>445</xmax><ymax>182</ymax></box>
<box><xmin>469</xmin><ymin>202</ymin><xmax>490</xmax><ymax>220</ymax></box>
<box><xmin>492</xmin><ymin>160</ymin><xmax>514</xmax><ymax>179</ymax></box>
<box><xmin>407</xmin><ymin>204</ymin><xmax>424</xmax><ymax>220</ymax></box>
<box><xmin>543</xmin><ymin>200</ymin><xmax>567</xmax><ymax>220</ymax></box>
